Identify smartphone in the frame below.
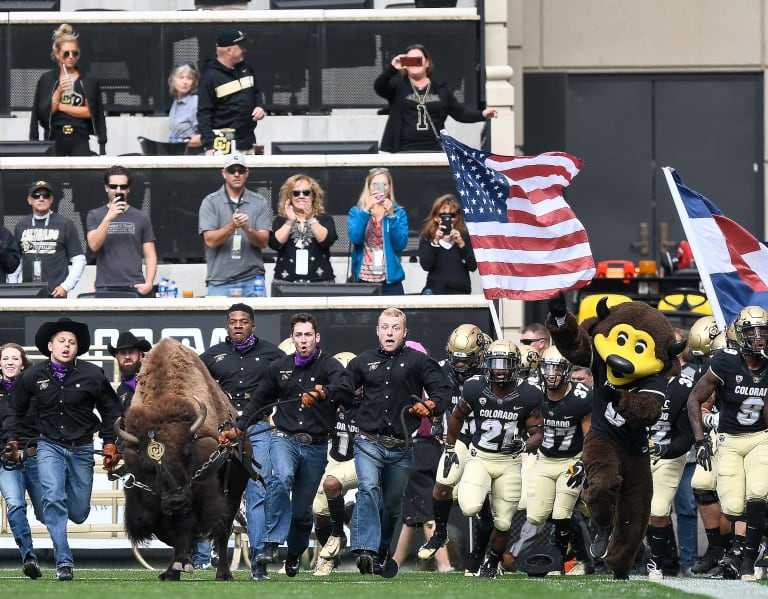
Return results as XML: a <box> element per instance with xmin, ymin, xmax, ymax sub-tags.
<box><xmin>400</xmin><ymin>56</ymin><xmax>423</xmax><ymax>67</ymax></box>
<box><xmin>113</xmin><ymin>193</ymin><xmax>124</xmax><ymax>203</ymax></box>
<box><xmin>440</xmin><ymin>213</ymin><xmax>452</xmax><ymax>235</ymax></box>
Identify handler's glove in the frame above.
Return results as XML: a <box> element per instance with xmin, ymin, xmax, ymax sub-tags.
<box><xmin>1</xmin><ymin>440</ymin><xmax>20</xmax><ymax>463</ymax></box>
<box><xmin>301</xmin><ymin>385</ymin><xmax>326</xmax><ymax>408</ymax></box>
<box><xmin>102</xmin><ymin>443</ymin><xmax>121</xmax><ymax>471</ymax></box>
<box><xmin>442</xmin><ymin>444</ymin><xmax>459</xmax><ymax>479</ymax></box>
<box><xmin>694</xmin><ymin>437</ymin><xmax>714</xmax><ymax>471</ymax></box>
<box><xmin>702</xmin><ymin>411</ymin><xmax>719</xmax><ymax>431</ymax></box>
<box><xmin>566</xmin><ymin>459</ymin><xmax>585</xmax><ymax>488</ymax></box>
<box><xmin>409</xmin><ymin>398</ymin><xmax>436</xmax><ymax>418</ymax></box>
<box><xmin>548</xmin><ymin>291</ymin><xmax>568</xmax><ymax>320</ymax></box>
<box><xmin>218</xmin><ymin>427</ymin><xmax>241</xmax><ymax>449</ymax></box>
<box><xmin>648</xmin><ymin>441</ymin><xmax>668</xmax><ymax>460</ymax></box>
<box><xmin>500</xmin><ymin>437</ymin><xmax>527</xmax><ymax>456</ymax></box>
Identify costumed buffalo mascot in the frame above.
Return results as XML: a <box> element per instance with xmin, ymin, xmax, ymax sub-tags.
<box><xmin>545</xmin><ymin>293</ymin><xmax>685</xmax><ymax>579</ymax></box>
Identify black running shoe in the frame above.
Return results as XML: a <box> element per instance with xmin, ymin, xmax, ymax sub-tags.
<box><xmin>590</xmin><ymin>528</ymin><xmax>612</xmax><ymax>560</ymax></box>
<box><xmin>22</xmin><ymin>556</ymin><xmax>41</xmax><ymax>580</ymax></box>
<box><xmin>284</xmin><ymin>552</ymin><xmax>300</xmax><ymax>578</ymax></box>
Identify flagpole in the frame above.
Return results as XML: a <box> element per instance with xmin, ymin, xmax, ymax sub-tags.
<box><xmin>661</xmin><ymin>167</ymin><xmax>726</xmax><ymax>329</ymax></box>
<box><xmin>487</xmin><ymin>299</ymin><xmax>502</xmax><ymax>340</ymax></box>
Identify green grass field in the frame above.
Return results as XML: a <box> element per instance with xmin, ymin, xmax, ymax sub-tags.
<box><xmin>0</xmin><ymin>568</ymin><xmax>763</xmax><ymax>599</ymax></box>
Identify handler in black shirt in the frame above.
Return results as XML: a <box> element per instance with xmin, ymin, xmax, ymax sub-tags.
<box><xmin>5</xmin><ymin>317</ymin><xmax>121</xmax><ymax>581</ymax></box>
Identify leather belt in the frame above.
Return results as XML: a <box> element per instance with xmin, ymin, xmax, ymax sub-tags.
<box><xmin>360</xmin><ymin>430</ymin><xmax>407</xmax><ymax>449</ymax></box>
<box><xmin>274</xmin><ymin>429</ymin><xmax>328</xmax><ymax>445</ymax></box>
<box><xmin>56</xmin><ymin>436</ymin><xmax>93</xmax><ymax>447</ymax></box>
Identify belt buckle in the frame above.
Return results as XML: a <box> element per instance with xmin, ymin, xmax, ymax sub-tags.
<box><xmin>62</xmin><ymin>124</ymin><xmax>74</xmax><ymax>135</ymax></box>
<box><xmin>380</xmin><ymin>435</ymin><xmax>398</xmax><ymax>449</ymax></box>
<box><xmin>295</xmin><ymin>432</ymin><xmax>313</xmax><ymax>445</ymax></box>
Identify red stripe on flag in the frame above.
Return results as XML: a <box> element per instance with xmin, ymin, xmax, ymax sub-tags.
<box><xmin>476</xmin><ymin>255</ymin><xmax>596</xmax><ymax>278</ymax></box>
<box><xmin>470</xmin><ymin>230</ymin><xmax>590</xmax><ymax>252</ymax></box>
<box><xmin>507</xmin><ymin>207</ymin><xmax>579</xmax><ymax>227</ymax></box>
<box><xmin>714</xmin><ymin>215</ymin><xmax>768</xmax><ymax>291</ymax></box>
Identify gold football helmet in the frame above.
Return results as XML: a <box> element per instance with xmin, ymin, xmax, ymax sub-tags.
<box><xmin>519</xmin><ymin>347</ymin><xmax>540</xmax><ymax>380</ymax></box>
<box><xmin>446</xmin><ymin>324</ymin><xmax>488</xmax><ymax>375</ymax></box>
<box><xmin>734</xmin><ymin>305</ymin><xmax>768</xmax><ymax>356</ymax></box>
<box><xmin>539</xmin><ymin>345</ymin><xmax>572</xmax><ymax>390</ymax></box>
<box><xmin>278</xmin><ymin>337</ymin><xmax>295</xmax><ymax>355</ymax></box>
<box><xmin>687</xmin><ymin>316</ymin><xmax>720</xmax><ymax>357</ymax></box>
<box><xmin>484</xmin><ymin>339</ymin><xmax>521</xmax><ymax>385</ymax></box>
<box><xmin>333</xmin><ymin>352</ymin><xmax>356</xmax><ymax>368</ymax></box>
<box><xmin>726</xmin><ymin>321</ymin><xmax>739</xmax><ymax>350</ymax></box>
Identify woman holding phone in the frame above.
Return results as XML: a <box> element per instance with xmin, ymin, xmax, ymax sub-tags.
<box><xmin>374</xmin><ymin>44</ymin><xmax>497</xmax><ymax>153</ymax></box>
<box><xmin>347</xmin><ymin>167</ymin><xmax>409</xmax><ymax>295</ymax></box>
<box><xmin>29</xmin><ymin>23</ymin><xmax>106</xmax><ymax>156</ymax></box>
<box><xmin>418</xmin><ymin>194</ymin><xmax>476</xmax><ymax>294</ymax></box>
<box><xmin>269</xmin><ymin>174</ymin><xmax>337</xmax><ymax>283</ymax></box>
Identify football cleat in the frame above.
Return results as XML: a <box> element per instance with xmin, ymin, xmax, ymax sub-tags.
<box><xmin>320</xmin><ymin>535</ymin><xmax>343</xmax><ymax>559</ymax></box>
<box><xmin>417</xmin><ymin>531</ymin><xmax>448</xmax><ymax>560</ymax></box>
<box><xmin>313</xmin><ymin>555</ymin><xmax>337</xmax><ymax>576</ymax></box>
<box><xmin>475</xmin><ymin>558</ymin><xmax>499</xmax><ymax>579</ymax></box>
<box><xmin>691</xmin><ymin>545</ymin><xmax>723</xmax><ymax>575</ymax></box>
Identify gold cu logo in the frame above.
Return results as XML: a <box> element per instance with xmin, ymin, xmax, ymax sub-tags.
<box><xmin>62</xmin><ymin>125</ymin><xmax>74</xmax><ymax>135</ymax></box>
<box><xmin>213</xmin><ymin>136</ymin><xmax>231</xmax><ymax>154</ymax></box>
<box><xmin>147</xmin><ymin>440</ymin><xmax>165</xmax><ymax>462</ymax></box>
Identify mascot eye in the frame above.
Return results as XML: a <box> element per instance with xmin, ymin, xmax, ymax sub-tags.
<box><xmin>616</xmin><ymin>332</ymin><xmax>628</xmax><ymax>346</ymax></box>
<box><xmin>634</xmin><ymin>340</ymin><xmax>648</xmax><ymax>354</ymax></box>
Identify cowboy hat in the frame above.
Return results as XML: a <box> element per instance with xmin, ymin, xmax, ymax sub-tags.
<box><xmin>107</xmin><ymin>331</ymin><xmax>152</xmax><ymax>357</ymax></box>
<box><xmin>515</xmin><ymin>545</ymin><xmax>564</xmax><ymax>577</ymax></box>
<box><xmin>34</xmin><ymin>317</ymin><xmax>90</xmax><ymax>357</ymax></box>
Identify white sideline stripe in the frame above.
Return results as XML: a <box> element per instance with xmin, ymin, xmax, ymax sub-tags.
<box><xmin>651</xmin><ymin>576</ymin><xmax>768</xmax><ymax>598</ymax></box>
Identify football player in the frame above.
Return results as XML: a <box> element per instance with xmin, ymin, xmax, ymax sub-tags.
<box><xmin>688</xmin><ymin>306</ymin><xmax>768</xmax><ymax>581</ymax></box>
<box><xmin>645</xmin><ymin>326</ymin><xmax>700</xmax><ymax>580</ymax></box>
<box><xmin>446</xmin><ymin>340</ymin><xmax>543</xmax><ymax>578</ymax></box>
<box><xmin>417</xmin><ymin>324</ymin><xmax>490</xmax><ymax>572</ymax></box>
<box><xmin>313</xmin><ymin>352</ymin><xmax>358</xmax><ymax>576</ymax></box>
<box><xmin>525</xmin><ymin>346</ymin><xmax>592</xmax><ymax>574</ymax></box>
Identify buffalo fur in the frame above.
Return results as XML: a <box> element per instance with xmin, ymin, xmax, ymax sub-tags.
<box><xmin>545</xmin><ymin>299</ymin><xmax>681</xmax><ymax>579</ymax></box>
<box><xmin>121</xmin><ymin>339</ymin><xmax>248</xmax><ymax>581</ymax></box>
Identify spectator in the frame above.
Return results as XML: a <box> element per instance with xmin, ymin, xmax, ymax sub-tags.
<box><xmin>199</xmin><ymin>303</ymin><xmax>283</xmax><ymax>581</ymax></box>
<box><xmin>107</xmin><ymin>331</ymin><xmax>152</xmax><ymax>414</ymax></box>
<box><xmin>570</xmin><ymin>365</ymin><xmax>594</xmax><ymax>387</ymax></box>
<box><xmin>4</xmin><ymin>318</ymin><xmax>121</xmax><ymax>582</ymax></box>
<box><xmin>374</xmin><ymin>44</ymin><xmax>497</xmax><ymax>153</ymax></box>
<box><xmin>168</xmin><ymin>62</ymin><xmax>202</xmax><ymax>150</ymax></box>
<box><xmin>198</xmin><ymin>28</ymin><xmax>265</xmax><ymax>155</ymax></box>
<box><xmin>10</xmin><ymin>179</ymin><xmax>85</xmax><ymax>297</ymax></box>
<box><xmin>229</xmin><ymin>313</ymin><xmax>354</xmax><ymax>578</ymax></box>
<box><xmin>29</xmin><ymin>23</ymin><xmax>106</xmax><ymax>156</ymax></box>
<box><xmin>0</xmin><ymin>226</ymin><xmax>22</xmax><ymax>281</ymax></box>
<box><xmin>418</xmin><ymin>194</ymin><xmax>476</xmax><ymax>294</ymax></box>
<box><xmin>86</xmin><ymin>166</ymin><xmax>157</xmax><ymax>297</ymax></box>
<box><xmin>198</xmin><ymin>153</ymin><xmax>271</xmax><ymax>297</ymax></box>
<box><xmin>0</xmin><ymin>343</ymin><xmax>43</xmax><ymax>579</ymax></box>
<box><xmin>346</xmin><ymin>308</ymin><xmax>451</xmax><ymax>576</ymax></box>
<box><xmin>269</xmin><ymin>174</ymin><xmax>337</xmax><ymax>284</ymax></box>
<box><xmin>348</xmin><ymin>168</ymin><xmax>408</xmax><ymax>295</ymax></box>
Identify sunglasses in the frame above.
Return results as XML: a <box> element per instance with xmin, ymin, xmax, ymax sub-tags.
<box><xmin>439</xmin><ymin>212</ymin><xmax>458</xmax><ymax>218</ymax></box>
<box><xmin>107</xmin><ymin>184</ymin><xmax>130</xmax><ymax>190</ymax></box>
<box><xmin>225</xmin><ymin>166</ymin><xmax>247</xmax><ymax>175</ymax></box>
<box><xmin>30</xmin><ymin>192</ymin><xmax>52</xmax><ymax>199</ymax></box>
<box><xmin>292</xmin><ymin>189</ymin><xmax>312</xmax><ymax>197</ymax></box>
<box><xmin>520</xmin><ymin>338</ymin><xmax>547</xmax><ymax>346</ymax></box>
<box><xmin>62</xmin><ymin>50</ymin><xmax>79</xmax><ymax>59</ymax></box>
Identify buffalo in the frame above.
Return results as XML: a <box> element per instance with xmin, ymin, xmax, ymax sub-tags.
<box><xmin>117</xmin><ymin>338</ymin><xmax>250</xmax><ymax>581</ymax></box>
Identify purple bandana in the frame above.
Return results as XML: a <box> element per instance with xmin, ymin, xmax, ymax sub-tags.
<box><xmin>233</xmin><ymin>334</ymin><xmax>256</xmax><ymax>354</ymax></box>
<box><xmin>50</xmin><ymin>361</ymin><xmax>70</xmax><ymax>381</ymax></box>
<box><xmin>123</xmin><ymin>376</ymin><xmax>137</xmax><ymax>391</ymax></box>
<box><xmin>294</xmin><ymin>347</ymin><xmax>319</xmax><ymax>367</ymax></box>
<box><xmin>1</xmin><ymin>378</ymin><xmax>13</xmax><ymax>392</ymax></box>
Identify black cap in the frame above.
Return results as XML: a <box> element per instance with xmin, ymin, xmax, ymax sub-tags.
<box><xmin>28</xmin><ymin>180</ymin><xmax>54</xmax><ymax>196</ymax></box>
<box><xmin>216</xmin><ymin>28</ymin><xmax>249</xmax><ymax>47</ymax></box>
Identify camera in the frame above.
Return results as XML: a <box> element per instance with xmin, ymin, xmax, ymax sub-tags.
<box><xmin>372</xmin><ymin>181</ymin><xmax>386</xmax><ymax>194</ymax></box>
<box><xmin>440</xmin><ymin>213</ymin><xmax>452</xmax><ymax>236</ymax></box>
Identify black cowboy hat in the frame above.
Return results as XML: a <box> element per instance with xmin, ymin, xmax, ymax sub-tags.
<box><xmin>107</xmin><ymin>331</ymin><xmax>152</xmax><ymax>357</ymax></box>
<box><xmin>34</xmin><ymin>317</ymin><xmax>90</xmax><ymax>357</ymax></box>
<box><xmin>515</xmin><ymin>545</ymin><xmax>564</xmax><ymax>577</ymax></box>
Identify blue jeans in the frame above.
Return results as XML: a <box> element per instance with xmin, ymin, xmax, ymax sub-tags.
<box><xmin>207</xmin><ymin>275</ymin><xmax>263</xmax><ymax>298</ymax></box>
<box><xmin>350</xmin><ymin>436</ymin><xmax>413</xmax><ymax>554</ymax></box>
<box><xmin>674</xmin><ymin>462</ymin><xmax>698</xmax><ymax>569</ymax></box>
<box><xmin>36</xmin><ymin>440</ymin><xmax>95</xmax><ymax>570</ymax></box>
<box><xmin>264</xmin><ymin>433</ymin><xmax>328</xmax><ymax>556</ymax></box>
<box><xmin>245</xmin><ymin>421</ymin><xmax>272</xmax><ymax>565</ymax></box>
<box><xmin>192</xmin><ymin>539</ymin><xmax>211</xmax><ymax>566</ymax></box>
<box><xmin>0</xmin><ymin>464</ymin><xmax>39</xmax><ymax>561</ymax></box>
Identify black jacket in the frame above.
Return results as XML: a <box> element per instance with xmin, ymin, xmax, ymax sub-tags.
<box><xmin>197</xmin><ymin>58</ymin><xmax>264</xmax><ymax>152</ymax></box>
<box><xmin>0</xmin><ymin>227</ymin><xmax>21</xmax><ymax>277</ymax></box>
<box><xmin>374</xmin><ymin>65</ymin><xmax>486</xmax><ymax>153</ymax></box>
<box><xmin>29</xmin><ymin>68</ymin><xmax>107</xmax><ymax>150</ymax></box>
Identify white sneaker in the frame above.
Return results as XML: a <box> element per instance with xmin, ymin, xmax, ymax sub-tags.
<box><xmin>566</xmin><ymin>561</ymin><xmax>586</xmax><ymax>576</ymax></box>
<box><xmin>648</xmin><ymin>567</ymin><xmax>664</xmax><ymax>581</ymax></box>
<box><xmin>313</xmin><ymin>556</ymin><xmax>336</xmax><ymax>576</ymax></box>
<box><xmin>320</xmin><ymin>535</ymin><xmax>342</xmax><ymax>559</ymax></box>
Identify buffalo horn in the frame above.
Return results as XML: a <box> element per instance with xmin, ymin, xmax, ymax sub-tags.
<box><xmin>190</xmin><ymin>396</ymin><xmax>208</xmax><ymax>434</ymax></box>
<box><xmin>114</xmin><ymin>417</ymin><xmax>139</xmax><ymax>446</ymax></box>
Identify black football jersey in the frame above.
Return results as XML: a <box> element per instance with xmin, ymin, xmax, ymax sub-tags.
<box><xmin>329</xmin><ymin>408</ymin><xmax>358</xmax><ymax>462</ymax></box>
<box><xmin>462</xmin><ymin>377</ymin><xmax>543</xmax><ymax>453</ymax></box>
<box><xmin>710</xmin><ymin>348</ymin><xmax>768</xmax><ymax>434</ymax></box>
<box><xmin>650</xmin><ymin>361</ymin><xmax>698</xmax><ymax>458</ymax></box>
<box><xmin>539</xmin><ymin>382</ymin><xmax>592</xmax><ymax>458</ymax></box>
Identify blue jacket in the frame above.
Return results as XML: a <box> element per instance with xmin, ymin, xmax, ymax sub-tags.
<box><xmin>348</xmin><ymin>205</ymin><xmax>409</xmax><ymax>284</ymax></box>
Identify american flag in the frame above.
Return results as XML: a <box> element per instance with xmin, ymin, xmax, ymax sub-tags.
<box><xmin>441</xmin><ymin>132</ymin><xmax>595</xmax><ymax>300</ymax></box>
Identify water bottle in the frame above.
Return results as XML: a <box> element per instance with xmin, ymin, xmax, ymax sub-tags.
<box><xmin>252</xmin><ymin>275</ymin><xmax>266</xmax><ymax>298</ymax></box>
<box><xmin>169</xmin><ymin>280</ymin><xmax>179</xmax><ymax>298</ymax></box>
<box><xmin>157</xmin><ymin>277</ymin><xmax>168</xmax><ymax>298</ymax></box>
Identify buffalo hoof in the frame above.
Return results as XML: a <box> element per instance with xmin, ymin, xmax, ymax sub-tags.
<box><xmin>172</xmin><ymin>561</ymin><xmax>183</xmax><ymax>571</ymax></box>
<box><xmin>159</xmin><ymin>569</ymin><xmax>181</xmax><ymax>581</ymax></box>
<box><xmin>215</xmin><ymin>571</ymin><xmax>234</xmax><ymax>581</ymax></box>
